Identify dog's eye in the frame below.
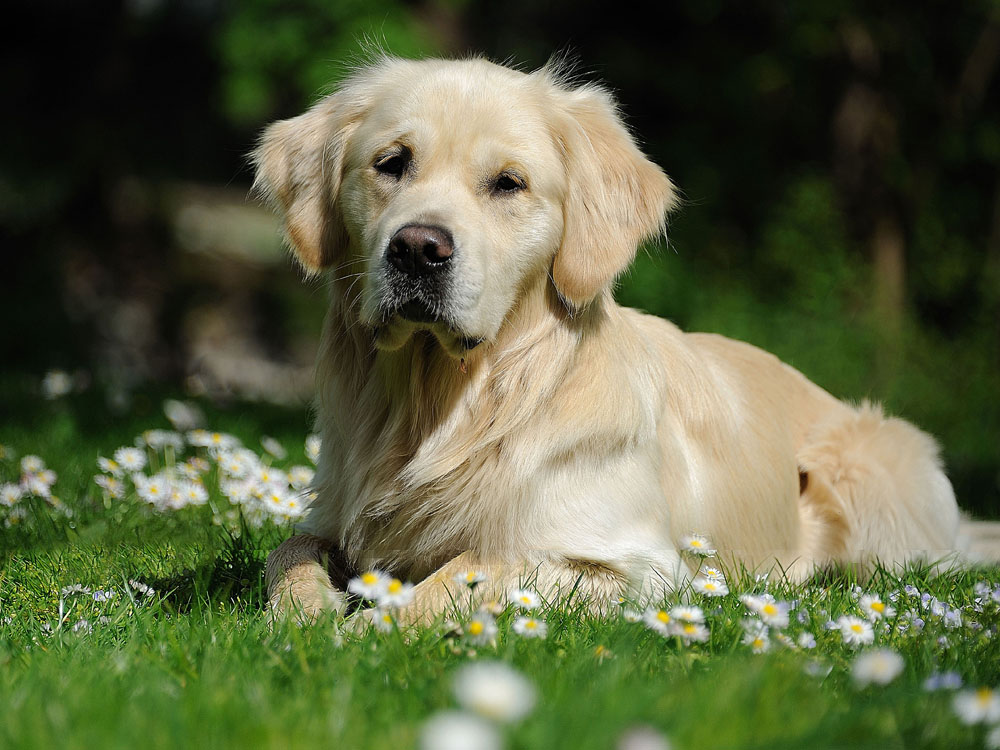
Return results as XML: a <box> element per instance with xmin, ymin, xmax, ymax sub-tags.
<box><xmin>492</xmin><ymin>172</ymin><xmax>526</xmax><ymax>194</ymax></box>
<box><xmin>374</xmin><ymin>149</ymin><xmax>410</xmax><ymax>179</ymax></box>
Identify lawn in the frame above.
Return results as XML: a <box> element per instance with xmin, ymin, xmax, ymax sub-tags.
<box><xmin>2</xmin><ymin>380</ymin><xmax>999</xmax><ymax>750</ymax></box>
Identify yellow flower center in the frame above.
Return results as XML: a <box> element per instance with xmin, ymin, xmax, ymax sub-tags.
<box><xmin>763</xmin><ymin>604</ymin><xmax>777</xmax><ymax>615</ymax></box>
<box><xmin>519</xmin><ymin>596</ymin><xmax>531</xmax><ymax>604</ymax></box>
<box><xmin>753</xmin><ymin>638</ymin><xmax>764</xmax><ymax>648</ymax></box>
<box><xmin>525</xmin><ymin>620</ymin><xmax>537</xmax><ymax>630</ymax></box>
<box><xmin>871</xmin><ymin>601</ymin><xmax>885</xmax><ymax>613</ymax></box>
<box><xmin>388</xmin><ymin>580</ymin><xmax>402</xmax><ymax>594</ymax></box>
<box><xmin>361</xmin><ymin>573</ymin><xmax>378</xmax><ymax>585</ymax></box>
<box><xmin>704</xmin><ymin>582</ymin><xmax>717</xmax><ymax>591</ymax></box>
<box><xmin>851</xmin><ymin>623</ymin><xmax>864</xmax><ymax>633</ymax></box>
<box><xmin>690</xmin><ymin>539</ymin><xmax>703</xmax><ymax>547</ymax></box>
<box><xmin>977</xmin><ymin>688</ymin><xmax>993</xmax><ymax>703</ymax></box>
<box><xmin>656</xmin><ymin>611</ymin><xmax>670</xmax><ymax>623</ymax></box>
<box><xmin>683</xmin><ymin>624</ymin><xmax>696</xmax><ymax>634</ymax></box>
<box><xmin>381</xmin><ymin>613</ymin><xmax>392</xmax><ymax>624</ymax></box>
<box><xmin>468</xmin><ymin>621</ymin><xmax>484</xmax><ymax>636</ymax></box>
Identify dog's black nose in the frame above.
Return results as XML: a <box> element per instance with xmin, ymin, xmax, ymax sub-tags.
<box><xmin>386</xmin><ymin>224</ymin><xmax>453</xmax><ymax>277</ymax></box>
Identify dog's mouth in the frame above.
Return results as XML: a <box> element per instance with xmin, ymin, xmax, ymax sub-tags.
<box><xmin>397</xmin><ymin>299</ymin><xmax>440</xmax><ymax>324</ymax></box>
<box><xmin>376</xmin><ymin>298</ymin><xmax>484</xmax><ymax>354</ymax></box>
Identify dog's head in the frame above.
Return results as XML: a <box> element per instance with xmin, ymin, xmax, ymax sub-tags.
<box><xmin>254</xmin><ymin>56</ymin><xmax>677</xmax><ymax>357</ymax></box>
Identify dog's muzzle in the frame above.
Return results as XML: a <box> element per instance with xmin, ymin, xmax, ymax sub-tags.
<box><xmin>382</xmin><ymin>223</ymin><xmax>454</xmax><ymax>324</ymax></box>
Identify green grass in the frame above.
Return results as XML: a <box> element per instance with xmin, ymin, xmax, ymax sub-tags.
<box><xmin>2</xmin><ymin>385</ymin><xmax>999</xmax><ymax>749</ymax></box>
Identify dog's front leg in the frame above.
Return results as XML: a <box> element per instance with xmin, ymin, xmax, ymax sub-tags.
<box><xmin>384</xmin><ymin>552</ymin><xmax>626</xmax><ymax>627</ymax></box>
<box><xmin>266</xmin><ymin>534</ymin><xmax>349</xmax><ymax>620</ymax></box>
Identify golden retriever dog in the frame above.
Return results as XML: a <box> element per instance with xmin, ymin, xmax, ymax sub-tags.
<box><xmin>254</xmin><ymin>55</ymin><xmax>972</xmax><ymax>623</ymax></box>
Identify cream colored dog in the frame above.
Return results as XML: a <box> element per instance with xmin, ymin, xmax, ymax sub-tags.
<box><xmin>255</xmin><ymin>56</ymin><xmax>967</xmax><ymax>623</ymax></box>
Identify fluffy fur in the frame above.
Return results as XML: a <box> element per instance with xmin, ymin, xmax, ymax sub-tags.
<box><xmin>256</xmin><ymin>56</ymin><xmax>966</xmax><ymax>622</ymax></box>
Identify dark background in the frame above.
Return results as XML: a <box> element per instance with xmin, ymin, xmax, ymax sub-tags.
<box><xmin>3</xmin><ymin>0</ymin><xmax>998</xmax><ymax>516</ymax></box>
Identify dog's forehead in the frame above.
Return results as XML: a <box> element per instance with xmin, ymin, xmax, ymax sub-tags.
<box><xmin>362</xmin><ymin>62</ymin><xmax>554</xmax><ymax>153</ymax></box>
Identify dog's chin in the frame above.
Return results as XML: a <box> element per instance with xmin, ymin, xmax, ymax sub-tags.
<box><xmin>373</xmin><ymin>313</ymin><xmax>484</xmax><ymax>360</ymax></box>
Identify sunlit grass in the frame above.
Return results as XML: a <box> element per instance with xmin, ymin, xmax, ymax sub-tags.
<box><xmin>1</xmin><ymin>385</ymin><xmax>999</xmax><ymax>749</ymax></box>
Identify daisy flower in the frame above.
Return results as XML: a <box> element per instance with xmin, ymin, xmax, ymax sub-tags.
<box><xmin>94</xmin><ymin>475</ymin><xmax>124</xmax><ymax>498</ymax></box>
<box><xmin>453</xmin><ymin>661</ymin><xmax>536</xmax><ymax>723</ymax></box>
<box><xmin>136</xmin><ymin>474</ymin><xmax>170</xmax><ymax>506</ymax></box>
<box><xmin>509</xmin><ymin>587</ymin><xmax>541</xmax><ymax>611</ymax></box>
<box><xmin>698</xmin><ymin>563</ymin><xmax>726</xmax><ymax>581</ymax></box>
<box><xmin>642</xmin><ymin>607</ymin><xmax>673</xmax><ymax>636</ymax></box>
<box><xmin>113</xmin><ymin>447</ymin><xmax>146</xmax><ymax>473</ymax></box>
<box><xmin>218</xmin><ymin>450</ymin><xmax>255</xmax><ymax>478</ymax></box>
<box><xmin>464</xmin><ymin>609</ymin><xmax>498</xmax><ymax>645</ymax></box>
<box><xmin>669</xmin><ymin>605</ymin><xmax>705</xmax><ymax>623</ymax></box>
<box><xmin>674</xmin><ymin>621</ymin><xmax>709</xmax><ymax>644</ymax></box>
<box><xmin>622</xmin><ymin>608</ymin><xmax>643</xmax><ymax>623</ymax></box>
<box><xmin>1</xmin><ymin>483</ymin><xmax>23</xmax><ymax>507</ymax></box>
<box><xmin>692</xmin><ymin>576</ymin><xmax>729</xmax><ymax>596</ymax></box>
<box><xmin>755</xmin><ymin>599</ymin><xmax>791</xmax><ymax>629</ymax></box>
<box><xmin>180</xmin><ymin>481</ymin><xmax>208</xmax><ymax>506</ymax></box>
<box><xmin>454</xmin><ymin>570</ymin><xmax>487</xmax><ymax>587</ymax></box>
<box><xmin>41</xmin><ymin>370</ymin><xmax>73</xmax><ymax>399</ymax></box>
<box><xmin>139</xmin><ymin>430</ymin><xmax>184</xmax><ymax>452</ymax></box>
<box><xmin>255</xmin><ymin>465</ymin><xmax>288</xmax><ymax>489</ymax></box>
<box><xmin>347</xmin><ymin>570</ymin><xmax>391</xmax><ymax>601</ymax></box>
<box><xmin>859</xmin><ymin>594</ymin><xmax>895</xmax><ymax>621</ymax></box>
<box><xmin>305</xmin><ymin>435</ymin><xmax>321</xmax><ymax>464</ymax></box>
<box><xmin>679</xmin><ymin>534</ymin><xmax>716</xmax><ymax>556</ymax></box>
<box><xmin>742</xmin><ymin>621</ymin><xmax>770</xmax><ymax>653</ymax></box>
<box><xmin>97</xmin><ymin>457</ymin><xmax>122</xmax><ymax>476</ymax></box>
<box><xmin>512</xmin><ymin>616</ymin><xmax>548</xmax><ymax>639</ymax></box>
<box><xmin>377</xmin><ymin>578</ymin><xmax>415</xmax><ymax>608</ymax></box>
<box><xmin>128</xmin><ymin>580</ymin><xmax>155</xmax><ymax>598</ymax></box>
<box><xmin>420</xmin><ymin>711</ymin><xmax>501</xmax><ymax>750</ymax></box>
<box><xmin>261</xmin><ymin>436</ymin><xmax>287</xmax><ymax>459</ymax></box>
<box><xmin>952</xmin><ymin>687</ymin><xmax>1000</xmax><ymax>725</ymax></box>
<box><xmin>368</xmin><ymin>608</ymin><xmax>395</xmax><ymax>633</ymax></box>
<box><xmin>162</xmin><ymin>399</ymin><xmax>204</xmax><ymax>431</ymax></box>
<box><xmin>852</xmin><ymin>648</ymin><xmax>904</xmax><ymax>687</ymax></box>
<box><xmin>287</xmin><ymin>465</ymin><xmax>315</xmax><ymax>490</ymax></box>
<box><xmin>837</xmin><ymin>615</ymin><xmax>875</xmax><ymax>647</ymax></box>
<box><xmin>20</xmin><ymin>455</ymin><xmax>45</xmax><ymax>474</ymax></box>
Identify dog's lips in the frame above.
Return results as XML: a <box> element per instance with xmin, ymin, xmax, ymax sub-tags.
<box><xmin>397</xmin><ymin>299</ymin><xmax>440</xmax><ymax>324</ymax></box>
<box><xmin>376</xmin><ymin>303</ymin><xmax>484</xmax><ymax>353</ymax></box>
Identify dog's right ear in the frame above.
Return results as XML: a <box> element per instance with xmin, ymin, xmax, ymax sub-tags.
<box><xmin>252</xmin><ymin>93</ymin><xmax>357</xmax><ymax>273</ymax></box>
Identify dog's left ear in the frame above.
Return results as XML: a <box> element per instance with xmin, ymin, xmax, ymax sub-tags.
<box><xmin>552</xmin><ymin>84</ymin><xmax>679</xmax><ymax>308</ymax></box>
<box><xmin>252</xmin><ymin>92</ymin><xmax>358</xmax><ymax>274</ymax></box>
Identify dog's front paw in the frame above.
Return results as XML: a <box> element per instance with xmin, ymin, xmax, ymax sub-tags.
<box><xmin>266</xmin><ymin>535</ymin><xmax>347</xmax><ymax>623</ymax></box>
<box><xmin>269</xmin><ymin>567</ymin><xmax>346</xmax><ymax>622</ymax></box>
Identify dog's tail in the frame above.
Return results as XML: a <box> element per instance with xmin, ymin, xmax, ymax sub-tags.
<box><xmin>957</xmin><ymin>516</ymin><xmax>1000</xmax><ymax>565</ymax></box>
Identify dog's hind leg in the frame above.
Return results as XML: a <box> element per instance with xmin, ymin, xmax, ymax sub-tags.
<box><xmin>266</xmin><ymin>534</ymin><xmax>350</xmax><ymax>620</ymax></box>
<box><xmin>957</xmin><ymin>516</ymin><xmax>1000</xmax><ymax>565</ymax></box>
<box><xmin>795</xmin><ymin>402</ymin><xmax>960</xmax><ymax>572</ymax></box>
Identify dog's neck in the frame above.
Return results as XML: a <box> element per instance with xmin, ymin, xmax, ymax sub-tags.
<box><xmin>319</xmin><ymin>275</ymin><xmax>610</xmax><ymax>459</ymax></box>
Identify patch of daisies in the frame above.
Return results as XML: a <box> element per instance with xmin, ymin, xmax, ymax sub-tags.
<box><xmin>89</xmin><ymin>422</ymin><xmax>320</xmax><ymax>531</ymax></box>
<box><xmin>339</xmin><ymin>534</ymin><xmax>1000</xmax><ymax>747</ymax></box>
<box><xmin>0</xmin><ymin>452</ymin><xmax>69</xmax><ymax>528</ymax></box>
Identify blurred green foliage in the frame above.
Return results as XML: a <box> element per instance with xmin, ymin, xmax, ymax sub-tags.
<box><xmin>1</xmin><ymin>0</ymin><xmax>997</xmax><ymax>514</ymax></box>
